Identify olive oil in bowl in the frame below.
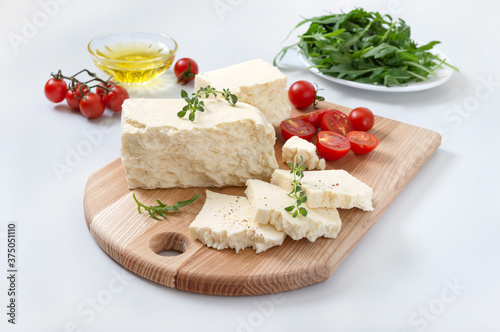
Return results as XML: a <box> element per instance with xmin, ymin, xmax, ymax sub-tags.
<box><xmin>88</xmin><ymin>32</ymin><xmax>177</xmax><ymax>85</ymax></box>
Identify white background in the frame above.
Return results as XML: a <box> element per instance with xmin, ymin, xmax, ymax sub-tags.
<box><xmin>1</xmin><ymin>0</ymin><xmax>499</xmax><ymax>331</ymax></box>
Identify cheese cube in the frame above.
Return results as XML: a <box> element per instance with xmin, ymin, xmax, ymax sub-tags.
<box><xmin>271</xmin><ymin>169</ymin><xmax>374</xmax><ymax>211</ymax></box>
<box><xmin>245</xmin><ymin>180</ymin><xmax>341</xmax><ymax>242</ymax></box>
<box><xmin>189</xmin><ymin>191</ymin><xmax>286</xmax><ymax>253</ymax></box>
<box><xmin>121</xmin><ymin>98</ymin><xmax>278</xmax><ymax>189</ymax></box>
<box><xmin>282</xmin><ymin>136</ymin><xmax>326</xmax><ymax>170</ymax></box>
<box><xmin>194</xmin><ymin>59</ymin><xmax>289</xmax><ymax>127</ymax></box>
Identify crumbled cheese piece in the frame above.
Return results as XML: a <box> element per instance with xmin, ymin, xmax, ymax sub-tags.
<box><xmin>282</xmin><ymin>136</ymin><xmax>326</xmax><ymax>170</ymax></box>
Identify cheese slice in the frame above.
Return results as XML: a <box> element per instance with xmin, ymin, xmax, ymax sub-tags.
<box><xmin>282</xmin><ymin>136</ymin><xmax>326</xmax><ymax>170</ymax></box>
<box><xmin>194</xmin><ymin>59</ymin><xmax>289</xmax><ymax>127</ymax></box>
<box><xmin>189</xmin><ymin>191</ymin><xmax>286</xmax><ymax>253</ymax></box>
<box><xmin>245</xmin><ymin>180</ymin><xmax>341</xmax><ymax>242</ymax></box>
<box><xmin>121</xmin><ymin>98</ymin><xmax>278</xmax><ymax>189</ymax></box>
<box><xmin>271</xmin><ymin>169</ymin><xmax>374</xmax><ymax>211</ymax></box>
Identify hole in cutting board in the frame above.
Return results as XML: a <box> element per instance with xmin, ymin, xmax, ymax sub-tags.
<box><xmin>149</xmin><ymin>232</ymin><xmax>188</xmax><ymax>257</ymax></box>
<box><xmin>157</xmin><ymin>250</ymin><xmax>183</xmax><ymax>257</ymax></box>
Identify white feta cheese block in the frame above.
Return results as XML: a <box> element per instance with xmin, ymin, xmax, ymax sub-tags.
<box><xmin>189</xmin><ymin>191</ymin><xmax>286</xmax><ymax>253</ymax></box>
<box><xmin>194</xmin><ymin>59</ymin><xmax>289</xmax><ymax>127</ymax></box>
<box><xmin>282</xmin><ymin>136</ymin><xmax>326</xmax><ymax>170</ymax></box>
<box><xmin>245</xmin><ymin>180</ymin><xmax>341</xmax><ymax>242</ymax></box>
<box><xmin>121</xmin><ymin>98</ymin><xmax>278</xmax><ymax>189</ymax></box>
<box><xmin>271</xmin><ymin>169</ymin><xmax>374</xmax><ymax>211</ymax></box>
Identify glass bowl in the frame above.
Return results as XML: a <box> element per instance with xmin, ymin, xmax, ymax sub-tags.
<box><xmin>88</xmin><ymin>31</ymin><xmax>177</xmax><ymax>85</ymax></box>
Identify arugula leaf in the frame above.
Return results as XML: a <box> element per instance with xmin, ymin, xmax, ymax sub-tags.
<box><xmin>274</xmin><ymin>8</ymin><xmax>458</xmax><ymax>86</ymax></box>
<box><xmin>133</xmin><ymin>193</ymin><xmax>200</xmax><ymax>221</ymax></box>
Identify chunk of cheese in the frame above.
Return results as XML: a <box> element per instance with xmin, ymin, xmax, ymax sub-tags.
<box><xmin>121</xmin><ymin>98</ymin><xmax>278</xmax><ymax>189</ymax></box>
<box><xmin>194</xmin><ymin>59</ymin><xmax>289</xmax><ymax>127</ymax></box>
<box><xmin>271</xmin><ymin>169</ymin><xmax>374</xmax><ymax>211</ymax></box>
<box><xmin>282</xmin><ymin>136</ymin><xmax>326</xmax><ymax>170</ymax></box>
<box><xmin>245</xmin><ymin>180</ymin><xmax>341</xmax><ymax>242</ymax></box>
<box><xmin>189</xmin><ymin>191</ymin><xmax>286</xmax><ymax>253</ymax></box>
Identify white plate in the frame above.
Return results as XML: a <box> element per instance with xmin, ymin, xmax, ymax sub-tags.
<box><xmin>297</xmin><ymin>49</ymin><xmax>454</xmax><ymax>92</ymax></box>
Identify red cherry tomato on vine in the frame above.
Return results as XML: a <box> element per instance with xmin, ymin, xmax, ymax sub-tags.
<box><xmin>96</xmin><ymin>81</ymin><xmax>115</xmax><ymax>97</ymax></box>
<box><xmin>320</xmin><ymin>110</ymin><xmax>353</xmax><ymax>136</ymax></box>
<box><xmin>74</xmin><ymin>84</ymin><xmax>90</xmax><ymax>99</ymax></box>
<box><xmin>44</xmin><ymin>78</ymin><xmax>67</xmax><ymax>103</ymax></box>
<box><xmin>174</xmin><ymin>58</ymin><xmax>199</xmax><ymax>84</ymax></box>
<box><xmin>280</xmin><ymin>118</ymin><xmax>316</xmax><ymax>141</ymax></box>
<box><xmin>103</xmin><ymin>85</ymin><xmax>129</xmax><ymax>112</ymax></box>
<box><xmin>346</xmin><ymin>131</ymin><xmax>379</xmax><ymax>154</ymax></box>
<box><xmin>80</xmin><ymin>93</ymin><xmax>105</xmax><ymax>119</ymax></box>
<box><xmin>65</xmin><ymin>89</ymin><xmax>80</xmax><ymax>110</ymax></box>
<box><xmin>294</xmin><ymin>109</ymin><xmax>327</xmax><ymax>129</ymax></box>
<box><xmin>349</xmin><ymin>107</ymin><xmax>375</xmax><ymax>131</ymax></box>
<box><xmin>317</xmin><ymin>131</ymin><xmax>351</xmax><ymax>160</ymax></box>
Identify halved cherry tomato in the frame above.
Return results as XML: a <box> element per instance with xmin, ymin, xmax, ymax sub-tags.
<box><xmin>317</xmin><ymin>131</ymin><xmax>351</xmax><ymax>160</ymax></box>
<box><xmin>347</xmin><ymin>131</ymin><xmax>379</xmax><ymax>154</ymax></box>
<box><xmin>320</xmin><ymin>110</ymin><xmax>353</xmax><ymax>136</ymax></box>
<box><xmin>280</xmin><ymin>118</ymin><xmax>316</xmax><ymax>141</ymax></box>
<box><xmin>349</xmin><ymin>107</ymin><xmax>375</xmax><ymax>131</ymax></box>
<box><xmin>295</xmin><ymin>109</ymin><xmax>327</xmax><ymax>129</ymax></box>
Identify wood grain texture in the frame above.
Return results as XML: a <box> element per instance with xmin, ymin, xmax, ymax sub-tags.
<box><xmin>83</xmin><ymin>101</ymin><xmax>441</xmax><ymax>296</ymax></box>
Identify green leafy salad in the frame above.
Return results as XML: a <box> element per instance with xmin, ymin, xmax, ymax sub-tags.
<box><xmin>274</xmin><ymin>8</ymin><xmax>458</xmax><ymax>87</ymax></box>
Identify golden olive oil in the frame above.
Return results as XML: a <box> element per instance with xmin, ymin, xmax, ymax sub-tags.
<box><xmin>94</xmin><ymin>42</ymin><xmax>174</xmax><ymax>84</ymax></box>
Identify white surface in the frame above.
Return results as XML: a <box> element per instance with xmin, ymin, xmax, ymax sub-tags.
<box><xmin>297</xmin><ymin>49</ymin><xmax>455</xmax><ymax>92</ymax></box>
<box><xmin>0</xmin><ymin>0</ymin><xmax>499</xmax><ymax>331</ymax></box>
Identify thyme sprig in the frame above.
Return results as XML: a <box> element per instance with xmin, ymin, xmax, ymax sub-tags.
<box><xmin>133</xmin><ymin>193</ymin><xmax>200</xmax><ymax>221</ymax></box>
<box><xmin>177</xmin><ymin>85</ymin><xmax>238</xmax><ymax>121</ymax></box>
<box><xmin>284</xmin><ymin>155</ymin><xmax>308</xmax><ymax>218</ymax></box>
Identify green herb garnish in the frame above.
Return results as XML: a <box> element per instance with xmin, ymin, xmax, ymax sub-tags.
<box><xmin>177</xmin><ymin>85</ymin><xmax>238</xmax><ymax>121</ymax></box>
<box><xmin>285</xmin><ymin>155</ymin><xmax>308</xmax><ymax>218</ymax></box>
<box><xmin>274</xmin><ymin>8</ymin><xmax>458</xmax><ymax>87</ymax></box>
<box><xmin>133</xmin><ymin>193</ymin><xmax>200</xmax><ymax>221</ymax></box>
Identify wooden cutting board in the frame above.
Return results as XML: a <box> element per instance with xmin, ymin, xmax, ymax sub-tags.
<box><xmin>84</xmin><ymin>101</ymin><xmax>441</xmax><ymax>296</ymax></box>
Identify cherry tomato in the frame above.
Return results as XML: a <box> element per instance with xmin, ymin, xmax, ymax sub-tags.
<box><xmin>280</xmin><ymin>118</ymin><xmax>316</xmax><ymax>141</ymax></box>
<box><xmin>295</xmin><ymin>109</ymin><xmax>327</xmax><ymax>129</ymax></box>
<box><xmin>80</xmin><ymin>93</ymin><xmax>105</xmax><ymax>119</ymax></box>
<box><xmin>96</xmin><ymin>81</ymin><xmax>115</xmax><ymax>97</ymax></box>
<box><xmin>174</xmin><ymin>58</ymin><xmax>199</xmax><ymax>84</ymax></box>
<box><xmin>320</xmin><ymin>110</ymin><xmax>353</xmax><ymax>136</ymax></box>
<box><xmin>288</xmin><ymin>80</ymin><xmax>316</xmax><ymax>109</ymax></box>
<box><xmin>346</xmin><ymin>131</ymin><xmax>379</xmax><ymax>154</ymax></box>
<box><xmin>65</xmin><ymin>89</ymin><xmax>80</xmax><ymax>111</ymax></box>
<box><xmin>103</xmin><ymin>85</ymin><xmax>129</xmax><ymax>112</ymax></box>
<box><xmin>44</xmin><ymin>78</ymin><xmax>67</xmax><ymax>103</ymax></box>
<box><xmin>349</xmin><ymin>107</ymin><xmax>375</xmax><ymax>131</ymax></box>
<box><xmin>317</xmin><ymin>131</ymin><xmax>351</xmax><ymax>160</ymax></box>
<box><xmin>74</xmin><ymin>84</ymin><xmax>90</xmax><ymax>99</ymax></box>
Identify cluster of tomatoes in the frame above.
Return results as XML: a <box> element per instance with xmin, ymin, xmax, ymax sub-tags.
<box><xmin>283</xmin><ymin>80</ymin><xmax>379</xmax><ymax>160</ymax></box>
<box><xmin>44</xmin><ymin>58</ymin><xmax>198</xmax><ymax>119</ymax></box>
<box><xmin>44</xmin><ymin>70</ymin><xmax>129</xmax><ymax>119</ymax></box>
